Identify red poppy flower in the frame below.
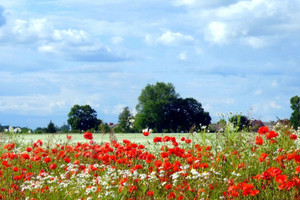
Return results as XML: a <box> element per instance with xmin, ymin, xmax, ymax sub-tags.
<box><xmin>123</xmin><ymin>139</ymin><xmax>131</xmax><ymax>144</ymax></box>
<box><xmin>153</xmin><ymin>137</ymin><xmax>162</xmax><ymax>143</ymax></box>
<box><xmin>64</xmin><ymin>157</ymin><xmax>71</xmax><ymax>163</ymax></box>
<box><xmin>238</xmin><ymin>162</ymin><xmax>245</xmax><ymax>169</ymax></box>
<box><xmin>266</xmin><ymin>131</ymin><xmax>278</xmax><ymax>139</ymax></box>
<box><xmin>259</xmin><ymin>153</ymin><xmax>268</xmax><ymax>162</ymax></box>
<box><xmin>250</xmin><ymin>189</ymin><xmax>259</xmax><ymax>196</ymax></box>
<box><xmin>206</xmin><ymin>146</ymin><xmax>212</xmax><ymax>150</ymax></box>
<box><xmin>84</xmin><ymin>132</ymin><xmax>93</xmax><ymax>140</ymax></box>
<box><xmin>26</xmin><ymin>147</ymin><xmax>32</xmax><ymax>152</ymax></box>
<box><xmin>43</xmin><ymin>157</ymin><xmax>51</xmax><ymax>163</ymax></box>
<box><xmin>200</xmin><ymin>163</ymin><xmax>209</xmax><ymax>168</ymax></box>
<box><xmin>49</xmin><ymin>163</ymin><xmax>57</xmax><ymax>170</ymax></box>
<box><xmin>290</xmin><ymin>134</ymin><xmax>297</xmax><ymax>140</ymax></box>
<box><xmin>128</xmin><ymin>185</ymin><xmax>137</xmax><ymax>193</ymax></box>
<box><xmin>165</xmin><ymin>184</ymin><xmax>172</xmax><ymax>190</ymax></box>
<box><xmin>3</xmin><ymin>143</ymin><xmax>15</xmax><ymax>151</ymax></box>
<box><xmin>185</xmin><ymin>139</ymin><xmax>192</xmax><ymax>144</ymax></box>
<box><xmin>143</xmin><ymin>131</ymin><xmax>150</xmax><ymax>136</ymax></box>
<box><xmin>12</xmin><ymin>167</ymin><xmax>19</xmax><ymax>172</ymax></box>
<box><xmin>255</xmin><ymin>136</ymin><xmax>263</xmax><ymax>145</ymax></box>
<box><xmin>21</xmin><ymin>153</ymin><xmax>30</xmax><ymax>160</ymax></box>
<box><xmin>275</xmin><ymin>174</ymin><xmax>287</xmax><ymax>184</ymax></box>
<box><xmin>296</xmin><ymin>165</ymin><xmax>300</xmax><ymax>172</ymax></box>
<box><xmin>146</xmin><ymin>191</ymin><xmax>154</xmax><ymax>196</ymax></box>
<box><xmin>67</xmin><ymin>135</ymin><xmax>72</xmax><ymax>140</ymax></box>
<box><xmin>161</xmin><ymin>152</ymin><xmax>169</xmax><ymax>158</ymax></box>
<box><xmin>258</xmin><ymin>126</ymin><xmax>269</xmax><ymax>135</ymax></box>
<box><xmin>167</xmin><ymin>192</ymin><xmax>176</xmax><ymax>199</ymax></box>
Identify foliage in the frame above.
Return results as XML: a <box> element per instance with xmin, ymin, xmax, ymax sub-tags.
<box><xmin>67</xmin><ymin>104</ymin><xmax>101</xmax><ymax>132</ymax></box>
<box><xmin>135</xmin><ymin>82</ymin><xmax>179</xmax><ymax>133</ymax></box>
<box><xmin>20</xmin><ymin>127</ymin><xmax>32</xmax><ymax>134</ymax></box>
<box><xmin>34</xmin><ymin>127</ymin><xmax>48</xmax><ymax>134</ymax></box>
<box><xmin>58</xmin><ymin>124</ymin><xmax>70</xmax><ymax>133</ymax></box>
<box><xmin>290</xmin><ymin>95</ymin><xmax>300</xmax><ymax>130</ymax></box>
<box><xmin>135</xmin><ymin>82</ymin><xmax>211</xmax><ymax>133</ymax></box>
<box><xmin>249</xmin><ymin>119</ymin><xmax>265</xmax><ymax>132</ymax></box>
<box><xmin>0</xmin><ymin>124</ymin><xmax>300</xmax><ymax>199</ymax></box>
<box><xmin>167</xmin><ymin>97</ymin><xmax>211</xmax><ymax>132</ymax></box>
<box><xmin>99</xmin><ymin>122</ymin><xmax>111</xmax><ymax>133</ymax></box>
<box><xmin>229</xmin><ymin>114</ymin><xmax>250</xmax><ymax>131</ymax></box>
<box><xmin>47</xmin><ymin>120</ymin><xmax>57</xmax><ymax>133</ymax></box>
<box><xmin>116</xmin><ymin>107</ymin><xmax>133</xmax><ymax>133</ymax></box>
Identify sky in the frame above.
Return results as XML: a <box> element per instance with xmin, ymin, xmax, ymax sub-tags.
<box><xmin>0</xmin><ymin>0</ymin><xmax>299</xmax><ymax>129</ymax></box>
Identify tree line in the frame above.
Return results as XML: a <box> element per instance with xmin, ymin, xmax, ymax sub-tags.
<box><xmin>1</xmin><ymin>82</ymin><xmax>299</xmax><ymax>133</ymax></box>
<box><xmin>66</xmin><ymin>82</ymin><xmax>211</xmax><ymax>133</ymax></box>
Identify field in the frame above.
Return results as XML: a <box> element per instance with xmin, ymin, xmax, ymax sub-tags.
<box><xmin>0</xmin><ymin>124</ymin><xmax>300</xmax><ymax>199</ymax></box>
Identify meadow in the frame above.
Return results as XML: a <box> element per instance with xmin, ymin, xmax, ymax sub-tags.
<box><xmin>0</xmin><ymin>123</ymin><xmax>299</xmax><ymax>200</ymax></box>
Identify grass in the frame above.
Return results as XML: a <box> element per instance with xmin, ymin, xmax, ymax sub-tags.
<box><xmin>10</xmin><ymin>132</ymin><xmax>216</xmax><ymax>146</ymax></box>
<box><xmin>0</xmin><ymin>123</ymin><xmax>299</xmax><ymax>199</ymax></box>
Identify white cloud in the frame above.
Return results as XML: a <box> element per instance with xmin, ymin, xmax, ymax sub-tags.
<box><xmin>38</xmin><ymin>45</ymin><xmax>57</xmax><ymax>53</ymax></box>
<box><xmin>204</xmin><ymin>21</ymin><xmax>232</xmax><ymax>44</ymax></box>
<box><xmin>12</xmin><ymin>18</ymin><xmax>53</xmax><ymax>42</ymax></box>
<box><xmin>145</xmin><ymin>31</ymin><xmax>195</xmax><ymax>46</ymax></box>
<box><xmin>200</xmin><ymin>0</ymin><xmax>300</xmax><ymax>47</ymax></box>
<box><xmin>157</xmin><ymin>31</ymin><xmax>194</xmax><ymax>46</ymax></box>
<box><xmin>52</xmin><ymin>29</ymin><xmax>89</xmax><ymax>44</ymax></box>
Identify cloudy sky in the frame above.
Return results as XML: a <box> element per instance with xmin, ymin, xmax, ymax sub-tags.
<box><xmin>0</xmin><ymin>0</ymin><xmax>299</xmax><ymax>129</ymax></box>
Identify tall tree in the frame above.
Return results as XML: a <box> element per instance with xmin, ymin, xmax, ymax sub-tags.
<box><xmin>47</xmin><ymin>120</ymin><xmax>57</xmax><ymax>133</ymax></box>
<box><xmin>117</xmin><ymin>107</ymin><xmax>133</xmax><ymax>133</ymax></box>
<box><xmin>67</xmin><ymin>105</ymin><xmax>100</xmax><ymax>132</ymax></box>
<box><xmin>167</xmin><ymin>98</ymin><xmax>211</xmax><ymax>132</ymax></box>
<box><xmin>135</xmin><ymin>82</ymin><xmax>179</xmax><ymax>132</ymax></box>
<box><xmin>135</xmin><ymin>82</ymin><xmax>211</xmax><ymax>133</ymax></box>
<box><xmin>290</xmin><ymin>95</ymin><xmax>300</xmax><ymax>129</ymax></box>
<box><xmin>229</xmin><ymin>114</ymin><xmax>250</xmax><ymax>131</ymax></box>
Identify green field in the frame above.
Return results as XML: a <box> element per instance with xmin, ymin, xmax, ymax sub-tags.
<box><xmin>4</xmin><ymin>131</ymin><xmax>219</xmax><ymax>147</ymax></box>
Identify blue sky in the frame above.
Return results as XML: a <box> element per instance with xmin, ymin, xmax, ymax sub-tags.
<box><xmin>0</xmin><ymin>0</ymin><xmax>299</xmax><ymax>129</ymax></box>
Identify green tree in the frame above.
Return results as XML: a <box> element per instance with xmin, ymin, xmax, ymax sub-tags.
<box><xmin>229</xmin><ymin>114</ymin><xmax>250</xmax><ymax>131</ymax></box>
<box><xmin>167</xmin><ymin>98</ymin><xmax>211</xmax><ymax>132</ymax></box>
<box><xmin>34</xmin><ymin>127</ymin><xmax>48</xmax><ymax>134</ymax></box>
<box><xmin>117</xmin><ymin>107</ymin><xmax>133</xmax><ymax>133</ymax></box>
<box><xmin>99</xmin><ymin>122</ymin><xmax>111</xmax><ymax>133</ymax></box>
<box><xmin>290</xmin><ymin>95</ymin><xmax>300</xmax><ymax>129</ymax></box>
<box><xmin>135</xmin><ymin>82</ymin><xmax>179</xmax><ymax>132</ymax></box>
<box><xmin>67</xmin><ymin>105</ymin><xmax>100</xmax><ymax>132</ymax></box>
<box><xmin>59</xmin><ymin>123</ymin><xmax>70</xmax><ymax>133</ymax></box>
<box><xmin>20</xmin><ymin>127</ymin><xmax>32</xmax><ymax>133</ymax></box>
<box><xmin>47</xmin><ymin>120</ymin><xmax>57</xmax><ymax>133</ymax></box>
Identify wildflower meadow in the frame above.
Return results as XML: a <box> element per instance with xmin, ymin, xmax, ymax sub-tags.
<box><xmin>0</xmin><ymin>123</ymin><xmax>300</xmax><ymax>200</ymax></box>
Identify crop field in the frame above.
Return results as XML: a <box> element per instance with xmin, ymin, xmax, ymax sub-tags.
<box><xmin>0</xmin><ymin>124</ymin><xmax>300</xmax><ymax>199</ymax></box>
<box><xmin>16</xmin><ymin>132</ymin><xmax>194</xmax><ymax>146</ymax></box>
